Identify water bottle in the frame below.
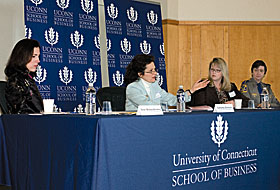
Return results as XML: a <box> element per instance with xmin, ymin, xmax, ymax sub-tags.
<box><xmin>260</xmin><ymin>87</ymin><xmax>269</xmax><ymax>109</ymax></box>
<box><xmin>176</xmin><ymin>85</ymin><xmax>185</xmax><ymax>112</ymax></box>
<box><xmin>85</xmin><ymin>83</ymin><xmax>96</xmax><ymax>115</ymax></box>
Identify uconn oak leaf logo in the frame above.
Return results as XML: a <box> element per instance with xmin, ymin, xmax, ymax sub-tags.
<box><xmin>59</xmin><ymin>66</ymin><xmax>73</xmax><ymax>85</ymax></box>
<box><xmin>127</xmin><ymin>7</ymin><xmax>138</xmax><ymax>23</ymax></box>
<box><xmin>45</xmin><ymin>27</ymin><xmax>59</xmax><ymax>46</ymax></box>
<box><xmin>81</xmin><ymin>0</ymin><xmax>94</xmax><ymax>14</ymax></box>
<box><xmin>140</xmin><ymin>40</ymin><xmax>151</xmax><ymax>55</ymax></box>
<box><xmin>120</xmin><ymin>38</ymin><xmax>131</xmax><ymax>54</ymax></box>
<box><xmin>30</xmin><ymin>0</ymin><xmax>43</xmax><ymax>6</ymax></box>
<box><xmin>147</xmin><ymin>10</ymin><xmax>158</xmax><ymax>25</ymax></box>
<box><xmin>107</xmin><ymin>3</ymin><xmax>118</xmax><ymax>20</ymax></box>
<box><xmin>84</xmin><ymin>68</ymin><xmax>97</xmax><ymax>85</ymax></box>
<box><xmin>70</xmin><ymin>31</ymin><xmax>84</xmax><ymax>49</ymax></box>
<box><xmin>156</xmin><ymin>73</ymin><xmax>163</xmax><ymax>86</ymax></box>
<box><xmin>34</xmin><ymin>65</ymin><xmax>47</xmax><ymax>84</ymax></box>
<box><xmin>94</xmin><ymin>34</ymin><xmax>111</xmax><ymax>51</ymax></box>
<box><xmin>211</xmin><ymin>115</ymin><xmax>229</xmax><ymax>148</ymax></box>
<box><xmin>24</xmin><ymin>25</ymin><xmax>32</xmax><ymax>39</ymax></box>
<box><xmin>56</xmin><ymin>0</ymin><xmax>70</xmax><ymax>10</ymax></box>
<box><xmin>113</xmin><ymin>70</ymin><xmax>124</xmax><ymax>87</ymax></box>
<box><xmin>159</xmin><ymin>43</ymin><xmax>165</xmax><ymax>56</ymax></box>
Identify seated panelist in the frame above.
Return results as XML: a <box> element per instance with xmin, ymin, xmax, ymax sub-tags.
<box><xmin>240</xmin><ymin>60</ymin><xmax>280</xmax><ymax>108</ymax></box>
<box><xmin>5</xmin><ymin>39</ymin><xmax>43</xmax><ymax>114</ymax></box>
<box><xmin>124</xmin><ymin>54</ymin><xmax>209</xmax><ymax>111</ymax></box>
<box><xmin>187</xmin><ymin>57</ymin><xmax>249</xmax><ymax>108</ymax></box>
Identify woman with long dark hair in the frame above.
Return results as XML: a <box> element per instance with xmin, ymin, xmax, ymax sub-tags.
<box><xmin>5</xmin><ymin>39</ymin><xmax>43</xmax><ymax>114</ymax></box>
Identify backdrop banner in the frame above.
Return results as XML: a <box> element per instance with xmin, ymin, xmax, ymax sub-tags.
<box><xmin>24</xmin><ymin>0</ymin><xmax>101</xmax><ymax>111</ymax></box>
<box><xmin>103</xmin><ymin>0</ymin><xmax>167</xmax><ymax>90</ymax></box>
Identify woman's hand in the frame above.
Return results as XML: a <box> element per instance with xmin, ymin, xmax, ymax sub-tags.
<box><xmin>190</xmin><ymin>78</ymin><xmax>210</xmax><ymax>93</ymax></box>
<box><xmin>225</xmin><ymin>100</ymin><xmax>235</xmax><ymax>106</ymax></box>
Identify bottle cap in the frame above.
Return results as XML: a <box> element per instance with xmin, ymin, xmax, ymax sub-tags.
<box><xmin>179</xmin><ymin>85</ymin><xmax>183</xmax><ymax>89</ymax></box>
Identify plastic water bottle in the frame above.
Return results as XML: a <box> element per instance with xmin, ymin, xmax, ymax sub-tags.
<box><xmin>176</xmin><ymin>85</ymin><xmax>185</xmax><ymax>112</ymax></box>
<box><xmin>85</xmin><ymin>83</ymin><xmax>96</xmax><ymax>115</ymax></box>
<box><xmin>260</xmin><ymin>87</ymin><xmax>269</xmax><ymax>109</ymax></box>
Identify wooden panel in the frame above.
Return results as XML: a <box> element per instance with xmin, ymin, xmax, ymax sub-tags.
<box><xmin>229</xmin><ymin>26</ymin><xmax>280</xmax><ymax>98</ymax></box>
<box><xmin>163</xmin><ymin>20</ymin><xmax>280</xmax><ymax>99</ymax></box>
<box><xmin>163</xmin><ymin>23</ymin><xmax>179</xmax><ymax>94</ymax></box>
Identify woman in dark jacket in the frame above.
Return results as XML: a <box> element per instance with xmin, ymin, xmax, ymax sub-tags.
<box><xmin>188</xmin><ymin>57</ymin><xmax>249</xmax><ymax>108</ymax></box>
<box><xmin>5</xmin><ymin>39</ymin><xmax>43</xmax><ymax>114</ymax></box>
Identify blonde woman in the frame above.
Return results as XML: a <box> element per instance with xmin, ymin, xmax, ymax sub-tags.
<box><xmin>188</xmin><ymin>57</ymin><xmax>249</xmax><ymax>108</ymax></box>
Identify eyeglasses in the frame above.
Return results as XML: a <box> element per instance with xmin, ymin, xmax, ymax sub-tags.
<box><xmin>210</xmin><ymin>68</ymin><xmax>221</xmax><ymax>73</ymax></box>
<box><xmin>145</xmin><ymin>69</ymin><xmax>158</xmax><ymax>74</ymax></box>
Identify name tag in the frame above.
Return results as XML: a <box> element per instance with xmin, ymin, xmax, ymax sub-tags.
<box><xmin>229</xmin><ymin>91</ymin><xmax>236</xmax><ymax>98</ymax></box>
<box><xmin>137</xmin><ymin>105</ymin><xmax>163</xmax><ymax>115</ymax></box>
<box><xmin>213</xmin><ymin>104</ymin><xmax>234</xmax><ymax>113</ymax></box>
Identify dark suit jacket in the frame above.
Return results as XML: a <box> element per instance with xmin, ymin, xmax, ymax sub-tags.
<box><xmin>187</xmin><ymin>83</ymin><xmax>249</xmax><ymax>108</ymax></box>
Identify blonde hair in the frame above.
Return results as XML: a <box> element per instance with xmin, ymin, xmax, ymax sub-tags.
<box><xmin>208</xmin><ymin>57</ymin><xmax>231</xmax><ymax>91</ymax></box>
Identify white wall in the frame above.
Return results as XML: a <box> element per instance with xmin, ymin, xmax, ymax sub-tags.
<box><xmin>177</xmin><ymin>0</ymin><xmax>280</xmax><ymax>21</ymax></box>
<box><xmin>0</xmin><ymin>0</ymin><xmax>24</xmax><ymax>81</ymax></box>
<box><xmin>1</xmin><ymin>0</ymin><xmax>280</xmax><ymax>80</ymax></box>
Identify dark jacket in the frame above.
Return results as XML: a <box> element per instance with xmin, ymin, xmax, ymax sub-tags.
<box><xmin>187</xmin><ymin>83</ymin><xmax>249</xmax><ymax>108</ymax></box>
<box><xmin>5</xmin><ymin>71</ymin><xmax>43</xmax><ymax>114</ymax></box>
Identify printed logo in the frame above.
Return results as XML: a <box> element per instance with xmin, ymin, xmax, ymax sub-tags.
<box><xmin>81</xmin><ymin>0</ymin><xmax>94</xmax><ymax>14</ymax></box>
<box><xmin>30</xmin><ymin>0</ymin><xmax>43</xmax><ymax>6</ymax></box>
<box><xmin>107</xmin><ymin>3</ymin><xmax>118</xmax><ymax>20</ymax></box>
<box><xmin>34</xmin><ymin>65</ymin><xmax>47</xmax><ymax>84</ymax></box>
<box><xmin>159</xmin><ymin>42</ymin><xmax>165</xmax><ymax>56</ymax></box>
<box><xmin>24</xmin><ymin>25</ymin><xmax>32</xmax><ymax>39</ymax></box>
<box><xmin>147</xmin><ymin>10</ymin><xmax>158</xmax><ymax>25</ymax></box>
<box><xmin>113</xmin><ymin>70</ymin><xmax>124</xmax><ymax>86</ymax></box>
<box><xmin>84</xmin><ymin>68</ymin><xmax>97</xmax><ymax>84</ymax></box>
<box><xmin>120</xmin><ymin>38</ymin><xmax>131</xmax><ymax>54</ymax></box>
<box><xmin>70</xmin><ymin>30</ymin><xmax>84</xmax><ymax>49</ymax></box>
<box><xmin>56</xmin><ymin>0</ymin><xmax>70</xmax><ymax>10</ymax></box>
<box><xmin>93</xmin><ymin>34</ymin><xmax>111</xmax><ymax>51</ymax></box>
<box><xmin>211</xmin><ymin>115</ymin><xmax>229</xmax><ymax>148</ymax></box>
<box><xmin>127</xmin><ymin>7</ymin><xmax>138</xmax><ymax>23</ymax></box>
<box><xmin>156</xmin><ymin>73</ymin><xmax>163</xmax><ymax>86</ymax></box>
<box><xmin>59</xmin><ymin>66</ymin><xmax>73</xmax><ymax>85</ymax></box>
<box><xmin>140</xmin><ymin>40</ymin><xmax>151</xmax><ymax>55</ymax></box>
<box><xmin>45</xmin><ymin>27</ymin><xmax>59</xmax><ymax>46</ymax></box>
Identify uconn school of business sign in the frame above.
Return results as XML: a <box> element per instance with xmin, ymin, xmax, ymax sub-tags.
<box><xmin>171</xmin><ymin>115</ymin><xmax>258</xmax><ymax>187</ymax></box>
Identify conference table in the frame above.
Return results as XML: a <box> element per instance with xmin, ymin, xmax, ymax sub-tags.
<box><xmin>0</xmin><ymin>109</ymin><xmax>280</xmax><ymax>190</ymax></box>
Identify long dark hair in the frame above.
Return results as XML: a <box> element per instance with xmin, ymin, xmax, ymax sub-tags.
<box><xmin>124</xmin><ymin>54</ymin><xmax>155</xmax><ymax>86</ymax></box>
<box><xmin>5</xmin><ymin>39</ymin><xmax>40</xmax><ymax>77</ymax></box>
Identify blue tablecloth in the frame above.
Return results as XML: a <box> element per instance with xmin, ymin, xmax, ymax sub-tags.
<box><xmin>1</xmin><ymin>110</ymin><xmax>280</xmax><ymax>190</ymax></box>
<box><xmin>0</xmin><ymin>116</ymin><xmax>11</xmax><ymax>187</ymax></box>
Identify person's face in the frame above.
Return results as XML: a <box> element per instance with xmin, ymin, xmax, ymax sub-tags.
<box><xmin>26</xmin><ymin>47</ymin><xmax>40</xmax><ymax>72</ymax></box>
<box><xmin>210</xmin><ymin>64</ymin><xmax>223</xmax><ymax>83</ymax></box>
<box><xmin>252</xmin><ymin>66</ymin><xmax>265</xmax><ymax>83</ymax></box>
<box><xmin>138</xmin><ymin>62</ymin><xmax>157</xmax><ymax>83</ymax></box>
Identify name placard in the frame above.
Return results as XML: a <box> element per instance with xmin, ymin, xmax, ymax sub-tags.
<box><xmin>213</xmin><ymin>104</ymin><xmax>234</xmax><ymax>113</ymax></box>
<box><xmin>137</xmin><ymin>105</ymin><xmax>163</xmax><ymax>115</ymax></box>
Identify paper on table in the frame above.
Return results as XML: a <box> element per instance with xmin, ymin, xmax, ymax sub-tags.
<box><xmin>188</xmin><ymin>105</ymin><xmax>213</xmax><ymax>111</ymax></box>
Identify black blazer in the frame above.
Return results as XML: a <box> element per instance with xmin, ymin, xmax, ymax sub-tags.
<box><xmin>187</xmin><ymin>83</ymin><xmax>249</xmax><ymax>108</ymax></box>
<box><xmin>5</xmin><ymin>71</ymin><xmax>43</xmax><ymax>114</ymax></box>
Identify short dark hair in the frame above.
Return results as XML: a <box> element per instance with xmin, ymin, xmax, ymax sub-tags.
<box><xmin>5</xmin><ymin>39</ymin><xmax>40</xmax><ymax>77</ymax></box>
<box><xmin>124</xmin><ymin>54</ymin><xmax>155</xmax><ymax>86</ymax></box>
<box><xmin>251</xmin><ymin>60</ymin><xmax>267</xmax><ymax>74</ymax></box>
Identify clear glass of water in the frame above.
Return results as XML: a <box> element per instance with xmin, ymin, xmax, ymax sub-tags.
<box><xmin>102</xmin><ymin>101</ymin><xmax>112</xmax><ymax>114</ymax></box>
<box><xmin>248</xmin><ymin>100</ymin><xmax>255</xmax><ymax>109</ymax></box>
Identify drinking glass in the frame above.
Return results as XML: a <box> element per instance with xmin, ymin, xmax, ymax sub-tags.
<box><xmin>102</xmin><ymin>101</ymin><xmax>112</xmax><ymax>114</ymax></box>
<box><xmin>248</xmin><ymin>100</ymin><xmax>255</xmax><ymax>109</ymax></box>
